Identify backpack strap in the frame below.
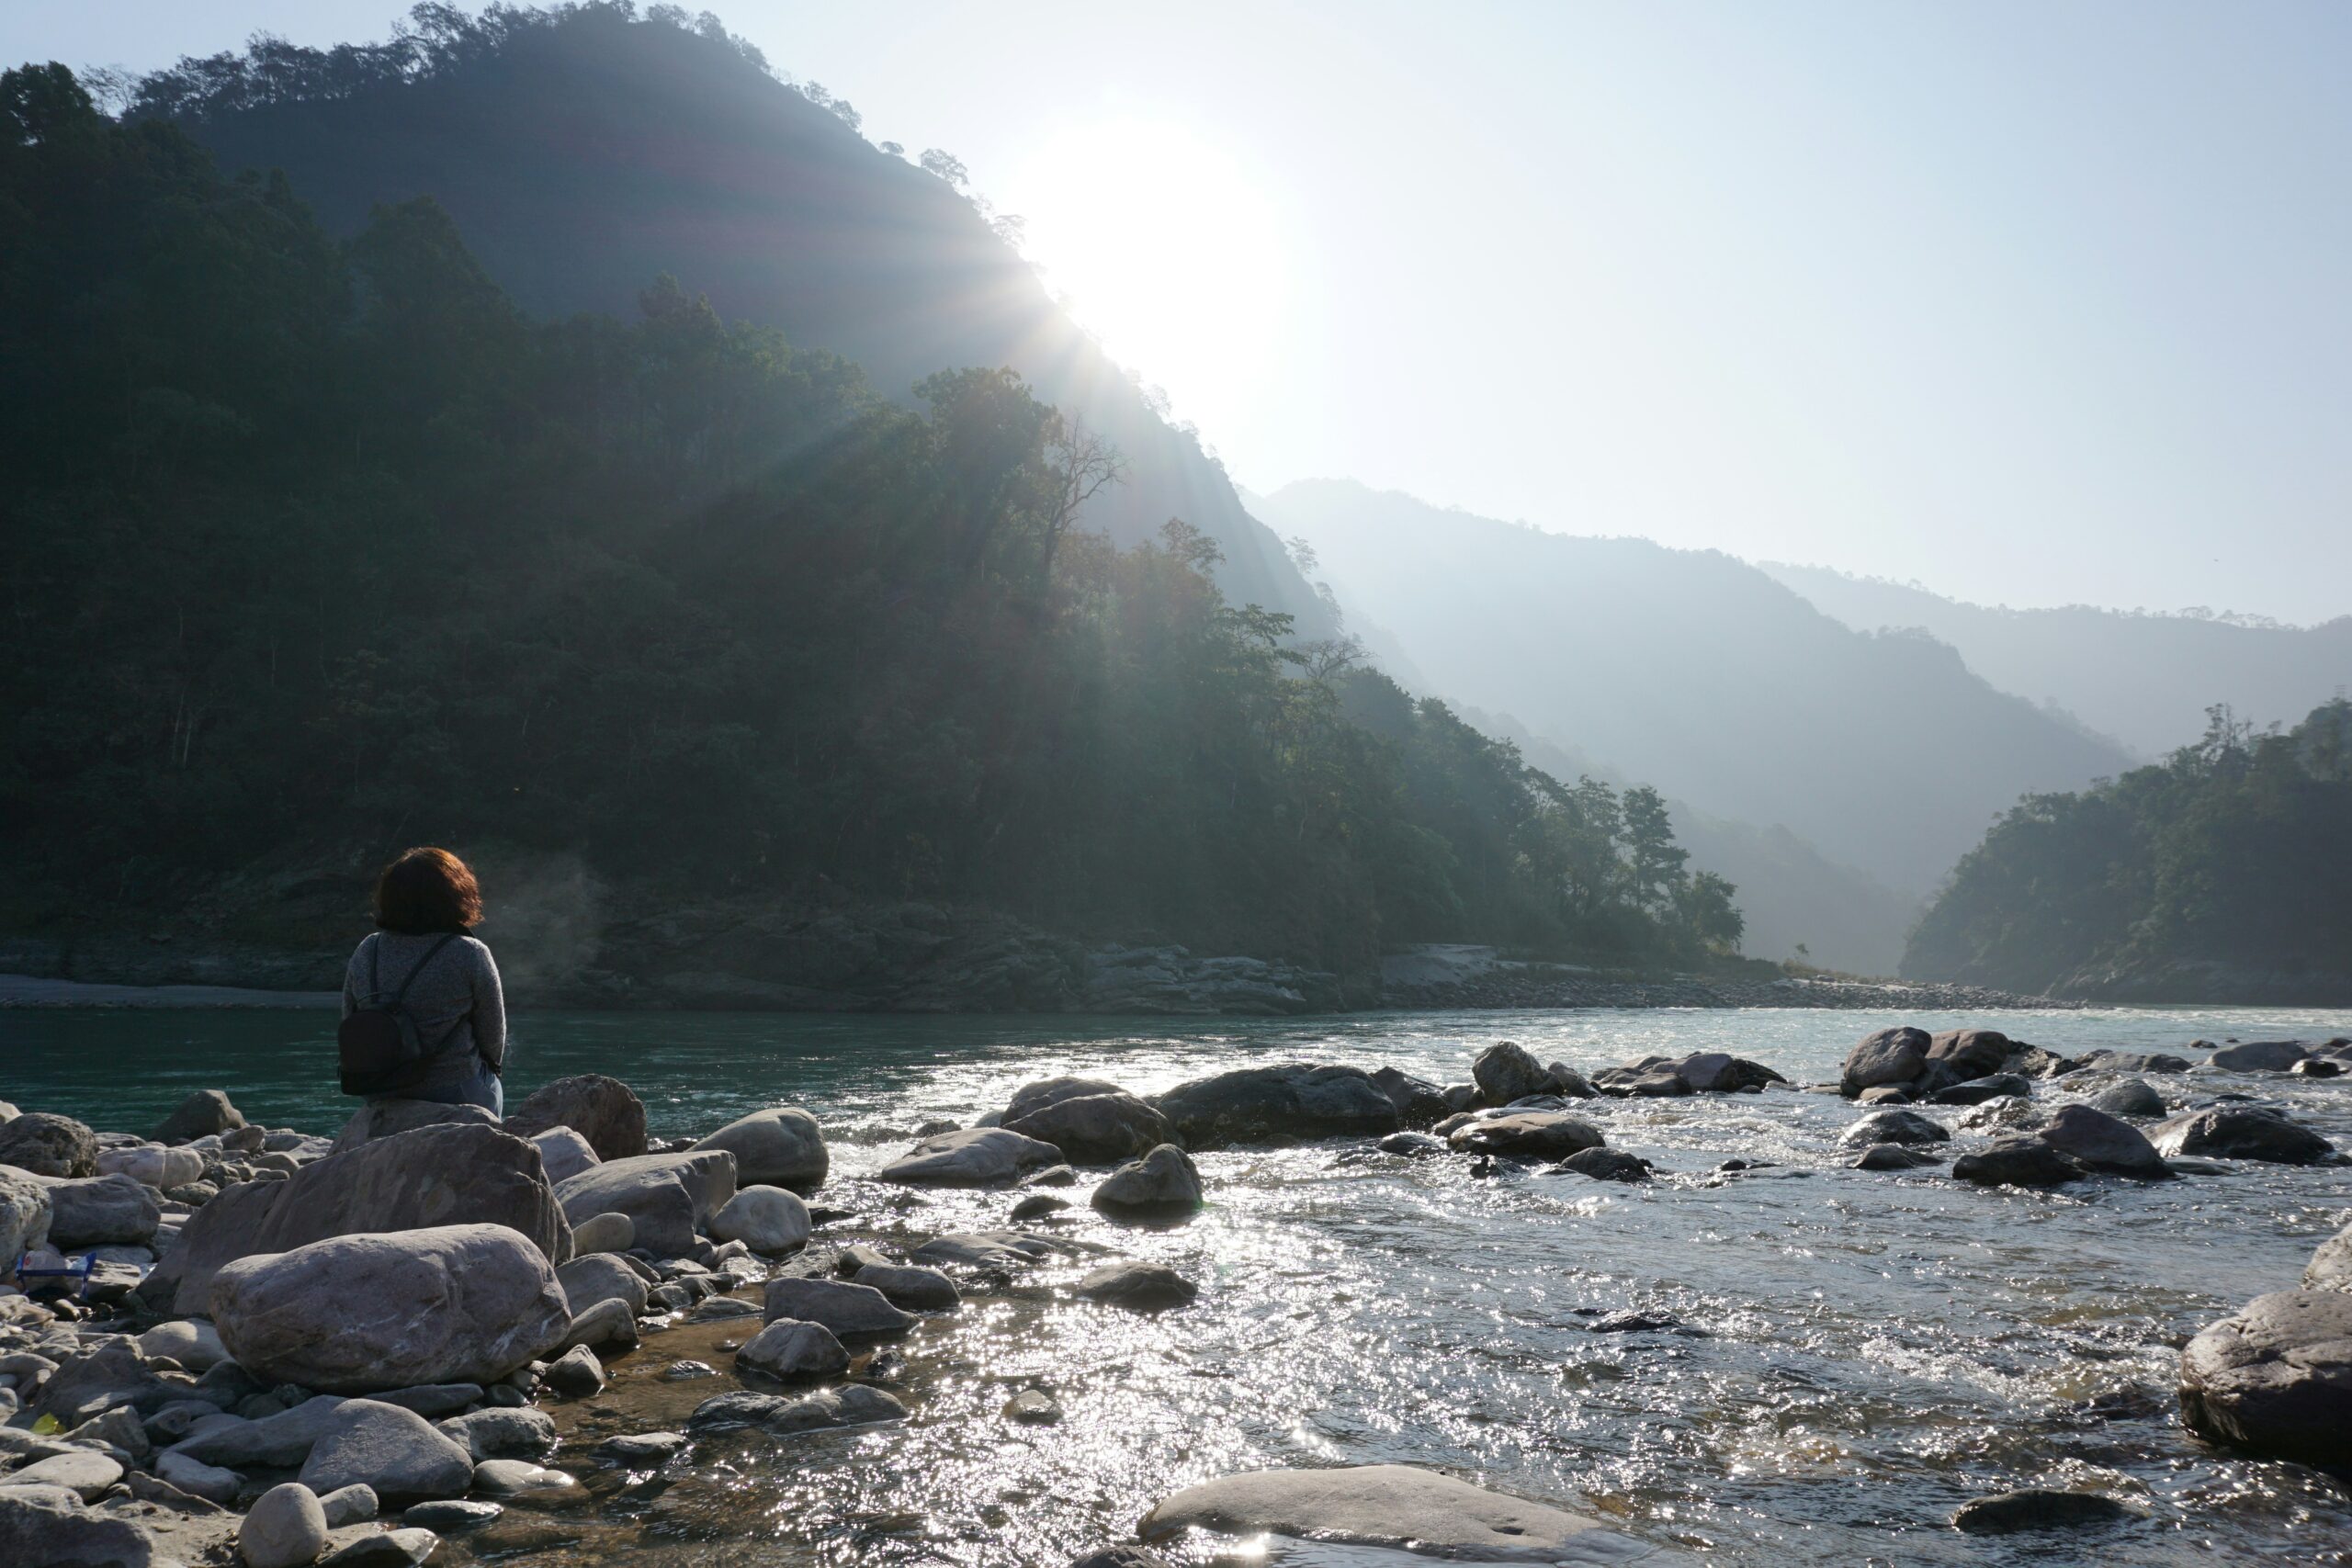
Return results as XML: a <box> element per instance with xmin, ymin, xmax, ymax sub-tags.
<box><xmin>367</xmin><ymin>931</ymin><xmax>381</xmax><ymax>999</ymax></box>
<box><xmin>389</xmin><ymin>933</ymin><xmax>460</xmax><ymax>1007</ymax></box>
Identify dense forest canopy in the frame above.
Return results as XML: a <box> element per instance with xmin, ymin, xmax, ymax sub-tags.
<box><xmin>1904</xmin><ymin>701</ymin><xmax>2352</xmax><ymax>999</ymax></box>
<box><xmin>0</xmin><ymin>61</ymin><xmax>1740</xmax><ymax>984</ymax></box>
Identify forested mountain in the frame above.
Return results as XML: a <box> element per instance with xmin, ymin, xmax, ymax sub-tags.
<box><xmin>130</xmin><ymin>3</ymin><xmax>1329</xmax><ymax>632</ymax></box>
<box><xmin>1760</xmin><ymin>562</ymin><xmax>2352</xmax><ymax>759</ymax></box>
<box><xmin>1905</xmin><ymin>702</ymin><xmax>2352</xmax><ymax>1002</ymax></box>
<box><xmin>0</xmin><ymin>60</ymin><xmax>1738</xmax><ymax>995</ymax></box>
<box><xmin>1257</xmin><ymin>479</ymin><xmax>2136</xmax><ymax>897</ymax></box>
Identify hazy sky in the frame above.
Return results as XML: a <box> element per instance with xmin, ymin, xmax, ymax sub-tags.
<box><xmin>10</xmin><ymin>2</ymin><xmax>2350</xmax><ymax>622</ymax></box>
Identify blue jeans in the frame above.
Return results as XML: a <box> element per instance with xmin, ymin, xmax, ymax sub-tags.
<box><xmin>375</xmin><ymin>1055</ymin><xmax>503</xmax><ymax>1116</ymax></box>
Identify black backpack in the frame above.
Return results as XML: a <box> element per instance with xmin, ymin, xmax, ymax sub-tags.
<box><xmin>337</xmin><ymin>932</ymin><xmax>463</xmax><ymax>1097</ymax></box>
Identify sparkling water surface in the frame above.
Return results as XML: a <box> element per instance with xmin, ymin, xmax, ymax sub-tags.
<box><xmin>10</xmin><ymin>1004</ymin><xmax>2352</xmax><ymax>1566</ymax></box>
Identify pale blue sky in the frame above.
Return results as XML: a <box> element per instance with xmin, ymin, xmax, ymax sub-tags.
<box><xmin>9</xmin><ymin>2</ymin><xmax>2349</xmax><ymax>621</ymax></box>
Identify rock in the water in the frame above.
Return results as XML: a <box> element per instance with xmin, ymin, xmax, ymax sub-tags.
<box><xmin>687</xmin><ymin>1384</ymin><xmax>905</xmax><ymax>1434</ymax></box>
<box><xmin>1377</xmin><ymin>1131</ymin><xmax>1449</xmax><ymax>1157</ymax></box>
<box><xmin>152</xmin><ymin>1089</ymin><xmax>245</xmax><ymax>1145</ymax></box>
<box><xmin>1838</xmin><ymin>1110</ymin><xmax>1950</xmax><ymax>1147</ymax></box>
<box><xmin>1092</xmin><ymin>1145</ymin><xmax>1204</xmax><ymax>1216</ymax></box>
<box><xmin>0</xmin><ymin>1489</ymin><xmax>157</xmax><ymax>1568</ymax></box>
<box><xmin>241</xmin><ymin>1482</ymin><xmax>328</xmax><ymax>1568</ymax></box>
<box><xmin>1555</xmin><ymin>1147</ymin><xmax>1652</xmax><ymax>1182</ymax></box>
<box><xmin>542</xmin><ymin>1344</ymin><xmax>605</xmax><ymax>1398</ymax></box>
<box><xmin>211</xmin><ymin>1223</ymin><xmax>572</xmax><ymax>1393</ymax></box>
<box><xmin>1853</xmin><ymin>1143</ymin><xmax>1942</xmax><ymax>1171</ymax></box>
<box><xmin>1951</xmin><ymin>1489</ymin><xmax>2138</xmax><ymax>1534</ymax></box>
<box><xmin>1068</xmin><ymin>1551</ymin><xmax>1171</xmax><ymax>1568</ymax></box>
<box><xmin>297</xmin><ymin>1400</ymin><xmax>475</xmax><ymax>1503</ymax></box>
<box><xmin>1139</xmin><ymin>1463</ymin><xmax>1686</xmax><ymax>1563</ymax></box>
<box><xmin>2179</xmin><ymin>1290</ymin><xmax>2352</xmax><ymax>1467</ymax></box>
<box><xmin>1472</xmin><ymin>1043</ymin><xmax>1558</xmax><ymax>1106</ymax></box>
<box><xmin>1841</xmin><ymin>1027</ymin><xmax>1930</xmax><ymax>1098</ymax></box>
<box><xmin>2306</xmin><ymin>1223</ymin><xmax>2352</xmax><ymax>1292</ymax></box>
<box><xmin>762</xmin><ymin>1277</ymin><xmax>917</xmax><ymax>1337</ymax></box>
<box><xmin>562</xmin><ymin>1296</ymin><xmax>639</xmax><ymax>1350</ymax></box>
<box><xmin>2036</xmin><ymin>1104</ymin><xmax>2170</xmax><ymax>1178</ymax></box>
<box><xmin>595</xmin><ymin>1431</ymin><xmax>688</xmax><ymax>1463</ymax></box>
<box><xmin>0</xmin><ymin>1168</ymin><xmax>53</xmax><ymax>1261</ymax></box>
<box><xmin>709</xmin><ymin>1185</ymin><xmax>812</xmax><ymax>1253</ymax></box>
<box><xmin>736</xmin><ymin>1317</ymin><xmax>850</xmax><ymax>1379</ymax></box>
<box><xmin>1076</xmin><ymin>1262</ymin><xmax>1197</xmax><ymax>1312</ymax></box>
<box><xmin>854</xmin><ymin>1263</ymin><xmax>960</xmax><ymax>1312</ymax></box>
<box><xmin>1926</xmin><ymin>1028</ymin><xmax>2014</xmax><ymax>1083</ymax></box>
<box><xmin>1370</xmin><ymin>1067</ymin><xmax>1453</xmax><ymax>1128</ymax></box>
<box><xmin>1151</xmin><ymin>1064</ymin><xmax>1399</xmax><ymax>1149</ymax></box>
<box><xmin>503</xmin><ymin>1074</ymin><xmax>648</xmax><ymax>1161</ymax></box>
<box><xmin>437</xmin><ymin>1407</ymin><xmax>558</xmax><ymax>1461</ymax></box>
<box><xmin>1002</xmin><ymin>1386</ymin><xmax>1062</xmax><ymax>1424</ymax></box>
<box><xmin>526</xmin><ymin>1127</ymin><xmax>600</xmax><ymax>1186</ymax></box>
<box><xmin>1011</xmin><ymin>1192</ymin><xmax>1072</xmax><ymax>1219</ymax></box>
<box><xmin>556</xmin><ymin>1252</ymin><xmax>650</xmax><ymax>1318</ymax></box>
<box><xmin>553</xmin><ymin>1150</ymin><xmax>737</xmax><ymax>1258</ymax></box>
<box><xmin>1004</xmin><ymin>1091</ymin><xmax>1175</xmax><ymax>1164</ymax></box>
<box><xmin>2088</xmin><ymin>1079</ymin><xmax>2166</xmax><ymax>1119</ymax></box>
<box><xmin>1669</xmin><ymin>1052</ymin><xmax>1785</xmax><ymax>1093</ymax></box>
<box><xmin>693</xmin><ymin>1108</ymin><xmax>828</xmax><ymax>1193</ymax></box>
<box><xmin>2150</xmin><ymin>1108</ymin><xmax>2335</xmax><ymax>1166</ymax></box>
<box><xmin>1005</xmin><ymin>1077</ymin><xmax>1131</xmax><ymax>1123</ymax></box>
<box><xmin>1928</xmin><ymin>1074</ymin><xmax>2033</xmax><ymax>1107</ymax></box>
<box><xmin>568</xmin><ymin>1211</ymin><xmax>633</xmax><ymax>1255</ymax></box>
<box><xmin>0</xmin><ymin>1111</ymin><xmax>98</xmax><ymax>1178</ymax></box>
<box><xmin>156</xmin><ymin>1122</ymin><xmax>571</xmax><ymax>1315</ymax></box>
<box><xmin>1952</xmin><ymin>1139</ymin><xmax>2084</xmax><ymax>1188</ymax></box>
<box><xmin>2210</xmin><ymin>1040</ymin><xmax>2309</xmax><ymax>1072</ymax></box>
<box><xmin>2291</xmin><ymin>1057</ymin><xmax>2345</xmax><ymax>1078</ymax></box>
<box><xmin>37</xmin><ymin>1171</ymin><xmax>161</xmax><ymax>1247</ymax></box>
<box><xmin>2077</xmin><ymin>1049</ymin><xmax>2190</xmax><ymax>1074</ymax></box>
<box><xmin>876</xmin><ymin>1127</ymin><xmax>1063</xmax><ymax>1188</ymax></box>
<box><xmin>1448</xmin><ymin>1112</ymin><xmax>1606</xmax><ymax>1160</ymax></box>
<box><xmin>1856</xmin><ymin>1086</ymin><xmax>1912</xmax><ymax>1105</ymax></box>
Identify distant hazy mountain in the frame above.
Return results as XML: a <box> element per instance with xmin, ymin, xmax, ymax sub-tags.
<box><xmin>1760</xmin><ymin>563</ymin><xmax>2352</xmax><ymax>758</ymax></box>
<box><xmin>161</xmin><ymin>7</ymin><xmax>1327</xmax><ymax>630</ymax></box>
<box><xmin>1260</xmin><ymin>479</ymin><xmax>2136</xmax><ymax>898</ymax></box>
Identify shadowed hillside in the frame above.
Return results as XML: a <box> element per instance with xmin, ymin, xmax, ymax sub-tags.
<box><xmin>1259</xmin><ymin>479</ymin><xmax>2136</xmax><ymax>897</ymax></box>
<box><xmin>137</xmin><ymin>4</ymin><xmax>1329</xmax><ymax>631</ymax></box>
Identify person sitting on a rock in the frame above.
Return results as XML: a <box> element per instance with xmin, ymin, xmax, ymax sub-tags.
<box><xmin>341</xmin><ymin>846</ymin><xmax>508</xmax><ymax>1114</ymax></box>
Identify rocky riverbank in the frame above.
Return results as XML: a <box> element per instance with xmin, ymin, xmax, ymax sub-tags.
<box><xmin>3</xmin><ymin>1022</ymin><xmax>2348</xmax><ymax>1565</ymax></box>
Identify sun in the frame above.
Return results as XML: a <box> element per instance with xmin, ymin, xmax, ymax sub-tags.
<box><xmin>1004</xmin><ymin>117</ymin><xmax>1287</xmax><ymax>439</ymax></box>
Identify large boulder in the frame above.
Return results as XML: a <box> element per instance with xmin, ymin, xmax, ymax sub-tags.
<box><xmin>1003</xmin><ymin>1077</ymin><xmax>1129</xmax><ymax>1124</ymax></box>
<box><xmin>36</xmin><ymin>1172</ymin><xmax>161</xmax><ymax>1247</ymax></box>
<box><xmin>1138</xmin><ymin>1464</ymin><xmax>1689</xmax><ymax>1564</ymax></box>
<box><xmin>1926</xmin><ymin>1028</ymin><xmax>2013</xmax><ymax>1083</ymax></box>
<box><xmin>2150</xmin><ymin>1108</ymin><xmax>2335</xmax><ymax>1166</ymax></box>
<box><xmin>153</xmin><ymin>1122</ymin><xmax>571</xmax><ymax>1314</ymax></box>
<box><xmin>526</xmin><ymin>1127</ymin><xmax>600</xmax><ymax>1186</ymax></box>
<box><xmin>1447</xmin><ymin>1112</ymin><xmax>1606</xmax><ymax>1160</ymax></box>
<box><xmin>1152</xmin><ymin>1064</ymin><xmax>1398</xmax><ymax>1148</ymax></box>
<box><xmin>553</xmin><ymin>1150</ymin><xmax>737</xmax><ymax>1257</ymax></box>
<box><xmin>710</xmin><ymin>1185</ymin><xmax>811</xmax><ymax>1253</ymax></box>
<box><xmin>329</xmin><ymin>1099</ymin><xmax>500</xmax><ymax>1154</ymax></box>
<box><xmin>2088</xmin><ymin>1079</ymin><xmax>2166</xmax><ymax>1120</ymax></box>
<box><xmin>2209</xmin><ymin>1040</ymin><xmax>2310</xmax><ymax>1072</ymax></box>
<box><xmin>151</xmin><ymin>1089</ymin><xmax>244</xmax><ymax>1145</ymax></box>
<box><xmin>1837</xmin><ymin>1110</ymin><xmax>1950</xmax><ymax>1147</ymax></box>
<box><xmin>1840</xmin><ymin>1027</ymin><xmax>1930</xmax><ymax>1098</ymax></box>
<box><xmin>1470</xmin><ymin>1043</ymin><xmax>1595</xmax><ymax>1106</ymax></box>
<box><xmin>1370</xmin><ymin>1066</ymin><xmax>1452</xmax><ymax>1128</ymax></box>
<box><xmin>2179</xmin><ymin>1291</ymin><xmax>2352</xmax><ymax>1468</ymax></box>
<box><xmin>693</xmin><ymin>1108</ymin><xmax>828</xmax><ymax>1193</ymax></box>
<box><xmin>876</xmin><ymin>1127</ymin><xmax>1063</xmax><ymax>1188</ymax></box>
<box><xmin>503</xmin><ymin>1074</ymin><xmax>649</xmax><ymax>1161</ymax></box>
<box><xmin>0</xmin><ymin>1111</ymin><xmax>98</xmax><ymax>1178</ymax></box>
<box><xmin>0</xmin><ymin>1167</ymin><xmax>52</xmax><ymax>1261</ymax></box>
<box><xmin>1004</xmin><ymin>1092</ymin><xmax>1174</xmax><ymax>1163</ymax></box>
<box><xmin>760</xmin><ymin>1278</ymin><xmax>916</xmax><ymax>1337</ymax></box>
<box><xmin>736</xmin><ymin>1317</ymin><xmax>849</xmax><ymax>1380</ymax></box>
<box><xmin>2035</xmin><ymin>1104</ymin><xmax>2170</xmax><ymax>1179</ymax></box>
<box><xmin>296</xmin><ymin>1400</ymin><xmax>476</xmax><ymax>1504</ymax></box>
<box><xmin>0</xmin><ymin>1490</ymin><xmax>157</xmax><ymax>1568</ymax></box>
<box><xmin>210</xmin><ymin>1223</ymin><xmax>572</xmax><ymax>1393</ymax></box>
<box><xmin>1091</xmin><ymin>1145</ymin><xmax>1204</xmax><ymax>1216</ymax></box>
<box><xmin>1951</xmin><ymin>1139</ymin><xmax>2083</xmax><ymax>1188</ymax></box>
<box><xmin>1669</xmin><ymin>1053</ymin><xmax>1785</xmax><ymax>1093</ymax></box>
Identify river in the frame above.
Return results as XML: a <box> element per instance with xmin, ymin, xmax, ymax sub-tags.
<box><xmin>10</xmin><ymin>1002</ymin><xmax>2352</xmax><ymax>1565</ymax></box>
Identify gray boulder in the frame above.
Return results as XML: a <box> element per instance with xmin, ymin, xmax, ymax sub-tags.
<box><xmin>735</xmin><ymin>1318</ymin><xmax>849</xmax><ymax>1380</ymax></box>
<box><xmin>877</xmin><ymin>1127</ymin><xmax>1063</xmax><ymax>1188</ymax></box>
<box><xmin>28</xmin><ymin>1337</ymin><xmax>180</xmax><ymax>1427</ymax></box>
<box><xmin>38</xmin><ymin>1172</ymin><xmax>161</xmax><ymax>1248</ymax></box>
<box><xmin>1950</xmin><ymin>1490</ymin><xmax>2138</xmax><ymax>1534</ymax></box>
<box><xmin>1951</xmin><ymin>1139</ymin><xmax>2083</xmax><ymax>1188</ymax></box>
<box><xmin>1840</xmin><ymin>1027</ymin><xmax>1930</xmax><ymax>1098</ymax></box>
<box><xmin>2209</xmin><ymin>1040</ymin><xmax>2309</xmax><ymax>1072</ymax></box>
<box><xmin>96</xmin><ymin>1144</ymin><xmax>204</xmax><ymax>1190</ymax></box>
<box><xmin>0</xmin><ymin>1168</ymin><xmax>51</xmax><ymax>1261</ymax></box>
<box><xmin>1370</xmin><ymin>1067</ymin><xmax>1452</xmax><ymax>1128</ymax></box>
<box><xmin>155</xmin><ymin>1450</ymin><xmax>242</xmax><ymax>1503</ymax></box>
<box><xmin>1138</xmin><ymin>1463</ymin><xmax>1690</xmax><ymax>1564</ymax></box>
<box><xmin>569</xmin><ymin>1212</ymin><xmax>633</xmax><ymax>1255</ymax></box>
<box><xmin>854</xmin><ymin>1263</ymin><xmax>960</xmax><ymax>1312</ymax></box>
<box><xmin>503</xmin><ymin>1074</ymin><xmax>648</xmax><ymax>1161</ymax></box>
<box><xmin>710</xmin><ymin>1185</ymin><xmax>811</xmax><ymax>1253</ymax></box>
<box><xmin>1925</xmin><ymin>1028</ymin><xmax>2013</xmax><ymax>1083</ymax></box>
<box><xmin>10</xmin><ymin>1450</ymin><xmax>123</xmax><ymax>1500</ymax></box>
<box><xmin>1091</xmin><ymin>1145</ymin><xmax>1204</xmax><ymax>1216</ymax></box>
<box><xmin>1670</xmin><ymin>1053</ymin><xmax>1784</xmax><ymax>1093</ymax></box>
<box><xmin>1856</xmin><ymin>1086</ymin><xmax>1912</xmax><ymax>1105</ymax></box>
<box><xmin>317</xmin><ymin>1484</ymin><xmax>379</xmax><ymax>1527</ymax></box>
<box><xmin>762</xmin><ymin>1277</ymin><xmax>917</xmax><ymax>1337</ymax></box>
<box><xmin>1004</xmin><ymin>1092</ymin><xmax>1175</xmax><ymax>1163</ymax></box>
<box><xmin>2088</xmin><ymin>1078</ymin><xmax>2166</xmax><ymax>1119</ymax></box>
<box><xmin>165</xmin><ymin>1394</ymin><xmax>355</xmax><ymax>1468</ymax></box>
<box><xmin>687</xmin><ymin>1384</ymin><xmax>905</xmax><ymax>1435</ymax></box>
<box><xmin>436</xmin><ymin>1407</ymin><xmax>557</xmax><ymax>1461</ymax></box>
<box><xmin>154</xmin><ymin>1122</ymin><xmax>571</xmax><ymax>1314</ymax></box>
<box><xmin>553</xmin><ymin>1149</ymin><xmax>737</xmax><ymax>1257</ymax></box>
<box><xmin>211</xmin><ymin>1224</ymin><xmax>572</xmax><ymax>1393</ymax></box>
<box><xmin>1927</xmin><ymin>1075</ymin><xmax>2033</xmax><ymax>1107</ymax></box>
<box><xmin>543</xmin><ymin>1344</ymin><xmax>605</xmax><ymax>1398</ymax></box>
<box><xmin>1004</xmin><ymin>1077</ymin><xmax>1130</xmax><ymax>1122</ymax></box>
<box><xmin>2077</xmin><ymin>1049</ymin><xmax>2190</xmax><ymax>1074</ymax></box>
<box><xmin>329</xmin><ymin>1100</ymin><xmax>499</xmax><ymax>1154</ymax></box>
<box><xmin>2036</xmin><ymin>1104</ymin><xmax>2171</xmax><ymax>1178</ymax></box>
<box><xmin>2179</xmin><ymin>1290</ymin><xmax>2352</xmax><ymax>1467</ymax></box>
<box><xmin>1447</xmin><ymin>1112</ymin><xmax>1606</xmax><ymax>1160</ymax></box>
<box><xmin>2151</xmin><ymin>1108</ymin><xmax>2335</xmax><ymax>1165</ymax></box>
<box><xmin>1853</xmin><ymin>1143</ymin><xmax>1942</xmax><ymax>1171</ymax></box>
<box><xmin>0</xmin><ymin>1111</ymin><xmax>98</xmax><ymax>1178</ymax></box>
<box><xmin>0</xmin><ymin>1490</ymin><xmax>157</xmax><ymax>1568</ymax></box>
<box><xmin>1838</xmin><ymin>1110</ymin><xmax>1950</xmax><ymax>1147</ymax></box>
<box><xmin>296</xmin><ymin>1400</ymin><xmax>475</xmax><ymax>1503</ymax></box>
<box><xmin>152</xmin><ymin>1090</ymin><xmax>245</xmax><ymax>1145</ymax></box>
<box><xmin>1555</xmin><ymin>1148</ymin><xmax>1653</xmax><ymax>1182</ymax></box>
<box><xmin>2306</xmin><ymin>1224</ymin><xmax>2352</xmax><ymax>1292</ymax></box>
<box><xmin>1076</xmin><ymin>1261</ymin><xmax>1197</xmax><ymax>1312</ymax></box>
<box><xmin>556</xmin><ymin>1252</ymin><xmax>649</xmax><ymax>1318</ymax></box>
<box><xmin>1151</xmin><ymin>1064</ymin><xmax>1399</xmax><ymax>1149</ymax></box>
<box><xmin>692</xmin><ymin>1108</ymin><xmax>828</xmax><ymax>1193</ymax></box>
<box><xmin>526</xmin><ymin>1127</ymin><xmax>600</xmax><ymax>1186</ymax></box>
<box><xmin>240</xmin><ymin>1482</ymin><xmax>329</xmax><ymax>1568</ymax></box>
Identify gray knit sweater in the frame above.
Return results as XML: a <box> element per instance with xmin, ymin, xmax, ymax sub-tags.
<box><xmin>341</xmin><ymin>931</ymin><xmax>507</xmax><ymax>1083</ymax></box>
